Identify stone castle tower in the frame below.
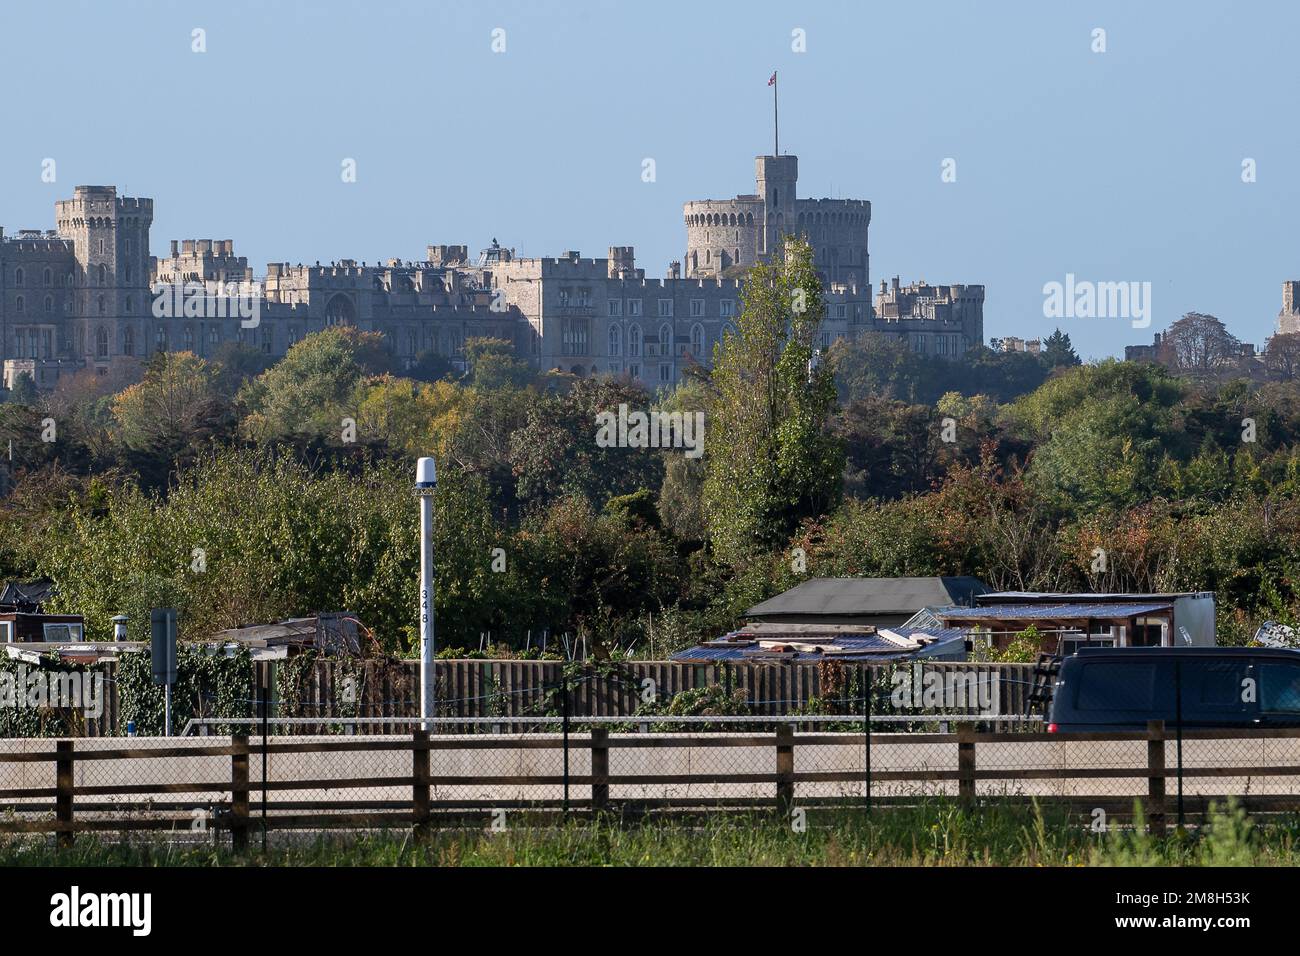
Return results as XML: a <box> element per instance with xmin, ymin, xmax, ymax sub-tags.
<box><xmin>54</xmin><ymin>185</ymin><xmax>153</xmax><ymax>366</ymax></box>
<box><xmin>682</xmin><ymin>154</ymin><xmax>870</xmax><ymax>289</ymax></box>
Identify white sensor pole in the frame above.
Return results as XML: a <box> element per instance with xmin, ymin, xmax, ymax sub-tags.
<box><xmin>416</xmin><ymin>457</ymin><xmax>437</xmax><ymax>729</ymax></box>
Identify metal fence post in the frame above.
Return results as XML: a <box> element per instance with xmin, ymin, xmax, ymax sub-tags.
<box><xmin>412</xmin><ymin>729</ymin><xmax>430</xmax><ymax>841</ymax></box>
<box><xmin>55</xmin><ymin>740</ymin><xmax>74</xmax><ymax>848</ymax></box>
<box><xmin>260</xmin><ymin>678</ymin><xmax>269</xmax><ymax>852</ymax></box>
<box><xmin>776</xmin><ymin>723</ymin><xmax>795</xmax><ymax>816</ymax></box>
<box><xmin>1147</xmin><ymin>719</ymin><xmax>1167</xmax><ymax>837</ymax></box>
<box><xmin>230</xmin><ymin>733</ymin><xmax>249</xmax><ymax>852</ymax></box>
<box><xmin>957</xmin><ymin>723</ymin><xmax>976</xmax><ymax>807</ymax></box>
<box><xmin>863</xmin><ymin>667</ymin><xmax>872</xmax><ymax>813</ymax></box>
<box><xmin>562</xmin><ymin>673</ymin><xmax>570</xmax><ymax>817</ymax></box>
<box><xmin>591</xmin><ymin>727</ymin><xmax>609</xmax><ymax>813</ymax></box>
<box><xmin>1174</xmin><ymin>660</ymin><xmax>1184</xmax><ymax>828</ymax></box>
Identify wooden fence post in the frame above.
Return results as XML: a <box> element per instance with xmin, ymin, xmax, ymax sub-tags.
<box><xmin>230</xmin><ymin>733</ymin><xmax>249</xmax><ymax>852</ymax></box>
<box><xmin>956</xmin><ymin>723</ymin><xmax>976</xmax><ymax>807</ymax></box>
<box><xmin>55</xmin><ymin>740</ymin><xmax>73</xmax><ymax>848</ymax></box>
<box><xmin>590</xmin><ymin>728</ymin><xmax>609</xmax><ymax>813</ymax></box>
<box><xmin>1146</xmin><ymin>720</ymin><xmax>1166</xmax><ymax>837</ymax></box>
<box><xmin>775</xmin><ymin>723</ymin><xmax>795</xmax><ymax>816</ymax></box>
<box><xmin>412</xmin><ymin>730</ymin><xmax>430</xmax><ymax>840</ymax></box>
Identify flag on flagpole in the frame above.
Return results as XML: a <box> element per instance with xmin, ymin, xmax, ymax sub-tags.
<box><xmin>768</xmin><ymin>71</ymin><xmax>777</xmax><ymax>86</ymax></box>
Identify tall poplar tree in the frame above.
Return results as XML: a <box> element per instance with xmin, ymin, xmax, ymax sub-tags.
<box><xmin>703</xmin><ymin>237</ymin><xmax>843</xmax><ymax>565</ymax></box>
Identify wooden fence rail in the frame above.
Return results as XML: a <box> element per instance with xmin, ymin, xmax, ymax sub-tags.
<box><xmin>1</xmin><ymin>721</ymin><xmax>1297</xmax><ymax>845</ymax></box>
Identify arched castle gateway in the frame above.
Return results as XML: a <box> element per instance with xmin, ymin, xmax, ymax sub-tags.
<box><xmin>683</xmin><ymin>155</ymin><xmax>871</xmax><ymax>288</ymax></box>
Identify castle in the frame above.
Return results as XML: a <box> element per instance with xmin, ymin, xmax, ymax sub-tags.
<box><xmin>1</xmin><ymin>156</ymin><xmax>984</xmax><ymax>392</ymax></box>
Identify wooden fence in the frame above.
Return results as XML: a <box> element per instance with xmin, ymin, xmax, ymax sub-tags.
<box><xmin>3</xmin><ymin>721</ymin><xmax>1299</xmax><ymax>845</ymax></box>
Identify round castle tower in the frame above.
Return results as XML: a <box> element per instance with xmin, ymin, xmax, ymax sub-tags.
<box><xmin>683</xmin><ymin>155</ymin><xmax>870</xmax><ymax>289</ymax></box>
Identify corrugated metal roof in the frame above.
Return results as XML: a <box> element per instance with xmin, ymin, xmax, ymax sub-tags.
<box><xmin>934</xmin><ymin>602</ymin><xmax>1172</xmax><ymax>621</ymax></box>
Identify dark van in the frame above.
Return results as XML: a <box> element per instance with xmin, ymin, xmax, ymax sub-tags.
<box><xmin>1047</xmin><ymin>647</ymin><xmax>1300</xmax><ymax>732</ymax></box>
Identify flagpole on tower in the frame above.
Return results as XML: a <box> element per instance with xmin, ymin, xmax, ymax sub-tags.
<box><xmin>771</xmin><ymin>70</ymin><xmax>779</xmax><ymax>155</ymax></box>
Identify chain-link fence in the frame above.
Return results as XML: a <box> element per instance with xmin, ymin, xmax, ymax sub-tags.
<box><xmin>4</xmin><ymin>654</ymin><xmax>1299</xmax><ymax>845</ymax></box>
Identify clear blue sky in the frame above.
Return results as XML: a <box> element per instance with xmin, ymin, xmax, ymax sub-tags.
<box><xmin>2</xmin><ymin>0</ymin><xmax>1297</xmax><ymax>360</ymax></box>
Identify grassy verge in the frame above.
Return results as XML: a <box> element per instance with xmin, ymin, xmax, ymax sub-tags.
<box><xmin>2</xmin><ymin>800</ymin><xmax>1297</xmax><ymax>866</ymax></box>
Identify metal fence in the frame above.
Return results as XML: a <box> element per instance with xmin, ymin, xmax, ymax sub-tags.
<box><xmin>1</xmin><ymin>720</ymin><xmax>1298</xmax><ymax>848</ymax></box>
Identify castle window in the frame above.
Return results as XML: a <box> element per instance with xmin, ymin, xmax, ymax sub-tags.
<box><xmin>125</xmin><ymin>265</ymin><xmax>132</xmax><ymax>283</ymax></box>
<box><xmin>95</xmin><ymin>327</ymin><xmax>109</xmax><ymax>359</ymax></box>
<box><xmin>659</xmin><ymin>363</ymin><xmax>671</xmax><ymax>383</ymax></box>
<box><xmin>42</xmin><ymin>268</ymin><xmax>51</xmax><ymax>287</ymax></box>
<box><xmin>124</xmin><ymin>326</ymin><xmax>134</xmax><ymax>355</ymax></box>
<box><xmin>156</xmin><ymin>326</ymin><xmax>167</xmax><ymax>352</ymax></box>
<box><xmin>720</xmin><ymin>300</ymin><xmax>735</xmax><ymax>317</ymax></box>
<box><xmin>608</xmin><ymin>325</ymin><xmax>621</xmax><ymax>357</ymax></box>
<box><xmin>557</xmin><ymin>288</ymin><xmax>570</xmax><ymax>307</ymax></box>
<box><xmin>690</xmin><ymin>323</ymin><xmax>704</xmax><ymax>357</ymax></box>
<box><xmin>628</xmin><ymin>363</ymin><xmax>641</xmax><ymax>380</ymax></box>
<box><xmin>628</xmin><ymin>323</ymin><xmax>642</xmax><ymax>358</ymax></box>
<box><xmin>690</xmin><ymin>299</ymin><xmax>704</xmax><ymax>318</ymax></box>
<box><xmin>657</xmin><ymin>323</ymin><xmax>672</xmax><ymax>356</ymax></box>
<box><xmin>627</xmin><ymin>299</ymin><xmax>642</xmax><ymax>317</ymax></box>
<box><xmin>44</xmin><ymin>296</ymin><xmax>53</xmax><ymax>314</ymax></box>
<box><xmin>125</xmin><ymin>296</ymin><xmax>133</xmax><ymax>314</ymax></box>
<box><xmin>184</xmin><ymin>327</ymin><xmax>194</xmax><ymax>351</ymax></box>
<box><xmin>209</xmin><ymin>327</ymin><xmax>219</xmax><ymax>347</ymax></box>
<box><xmin>577</xmin><ymin>288</ymin><xmax>591</xmax><ymax>307</ymax></box>
<box><xmin>98</xmin><ymin>264</ymin><xmax>107</xmax><ymax>286</ymax></box>
<box><xmin>98</xmin><ymin>295</ymin><xmax>105</xmax><ymax>315</ymax></box>
<box><xmin>657</xmin><ymin>299</ymin><xmax>673</xmax><ymax>318</ymax></box>
<box><xmin>14</xmin><ymin>296</ymin><xmax>24</xmax><ymax>314</ymax></box>
<box><xmin>607</xmin><ymin>299</ymin><xmax>622</xmax><ymax>317</ymax></box>
<box><xmin>14</xmin><ymin>268</ymin><xmax>23</xmax><ymax>287</ymax></box>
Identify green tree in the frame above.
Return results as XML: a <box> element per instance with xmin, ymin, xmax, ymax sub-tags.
<box><xmin>238</xmin><ymin>327</ymin><xmax>391</xmax><ymax>446</ymax></box>
<box><xmin>111</xmin><ymin>351</ymin><xmax>232</xmax><ymax>459</ymax></box>
<box><xmin>509</xmin><ymin>375</ymin><xmax>662</xmax><ymax>510</ymax></box>
<box><xmin>6</xmin><ymin>372</ymin><xmax>37</xmax><ymax>405</ymax></box>
<box><xmin>703</xmin><ymin>237</ymin><xmax>844</xmax><ymax>564</ymax></box>
<box><xmin>1041</xmin><ymin>328</ymin><xmax>1081</xmax><ymax>368</ymax></box>
<box><xmin>464</xmin><ymin>337</ymin><xmax>534</xmax><ymax>390</ymax></box>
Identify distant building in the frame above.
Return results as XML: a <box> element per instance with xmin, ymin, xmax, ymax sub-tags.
<box><xmin>1279</xmin><ymin>280</ymin><xmax>1300</xmax><ymax>335</ymax></box>
<box><xmin>933</xmin><ymin>590</ymin><xmax>1216</xmax><ymax>655</ymax></box>
<box><xmin>1</xmin><ymin>152</ymin><xmax>981</xmax><ymax>392</ymax></box>
<box><xmin>744</xmin><ymin>576</ymin><xmax>990</xmax><ymax>628</ymax></box>
<box><xmin>997</xmin><ymin>335</ymin><xmax>1041</xmax><ymax>355</ymax></box>
<box><xmin>874</xmin><ymin>277</ymin><xmax>985</xmax><ymax>359</ymax></box>
<box><xmin>1125</xmin><ymin>332</ymin><xmax>1163</xmax><ymax>363</ymax></box>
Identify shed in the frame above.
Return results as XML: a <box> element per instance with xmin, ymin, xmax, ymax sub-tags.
<box><xmin>744</xmin><ymin>576</ymin><xmax>990</xmax><ymax>628</ymax></box>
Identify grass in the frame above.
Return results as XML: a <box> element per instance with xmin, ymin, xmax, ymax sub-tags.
<box><xmin>3</xmin><ymin>800</ymin><xmax>1297</xmax><ymax>866</ymax></box>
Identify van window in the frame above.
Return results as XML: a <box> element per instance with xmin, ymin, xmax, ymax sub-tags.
<box><xmin>1188</xmin><ymin>660</ymin><xmax>1250</xmax><ymax>710</ymax></box>
<box><xmin>1075</xmin><ymin>662</ymin><xmax>1157</xmax><ymax>710</ymax></box>
<box><xmin>1260</xmin><ymin>663</ymin><xmax>1300</xmax><ymax>713</ymax></box>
